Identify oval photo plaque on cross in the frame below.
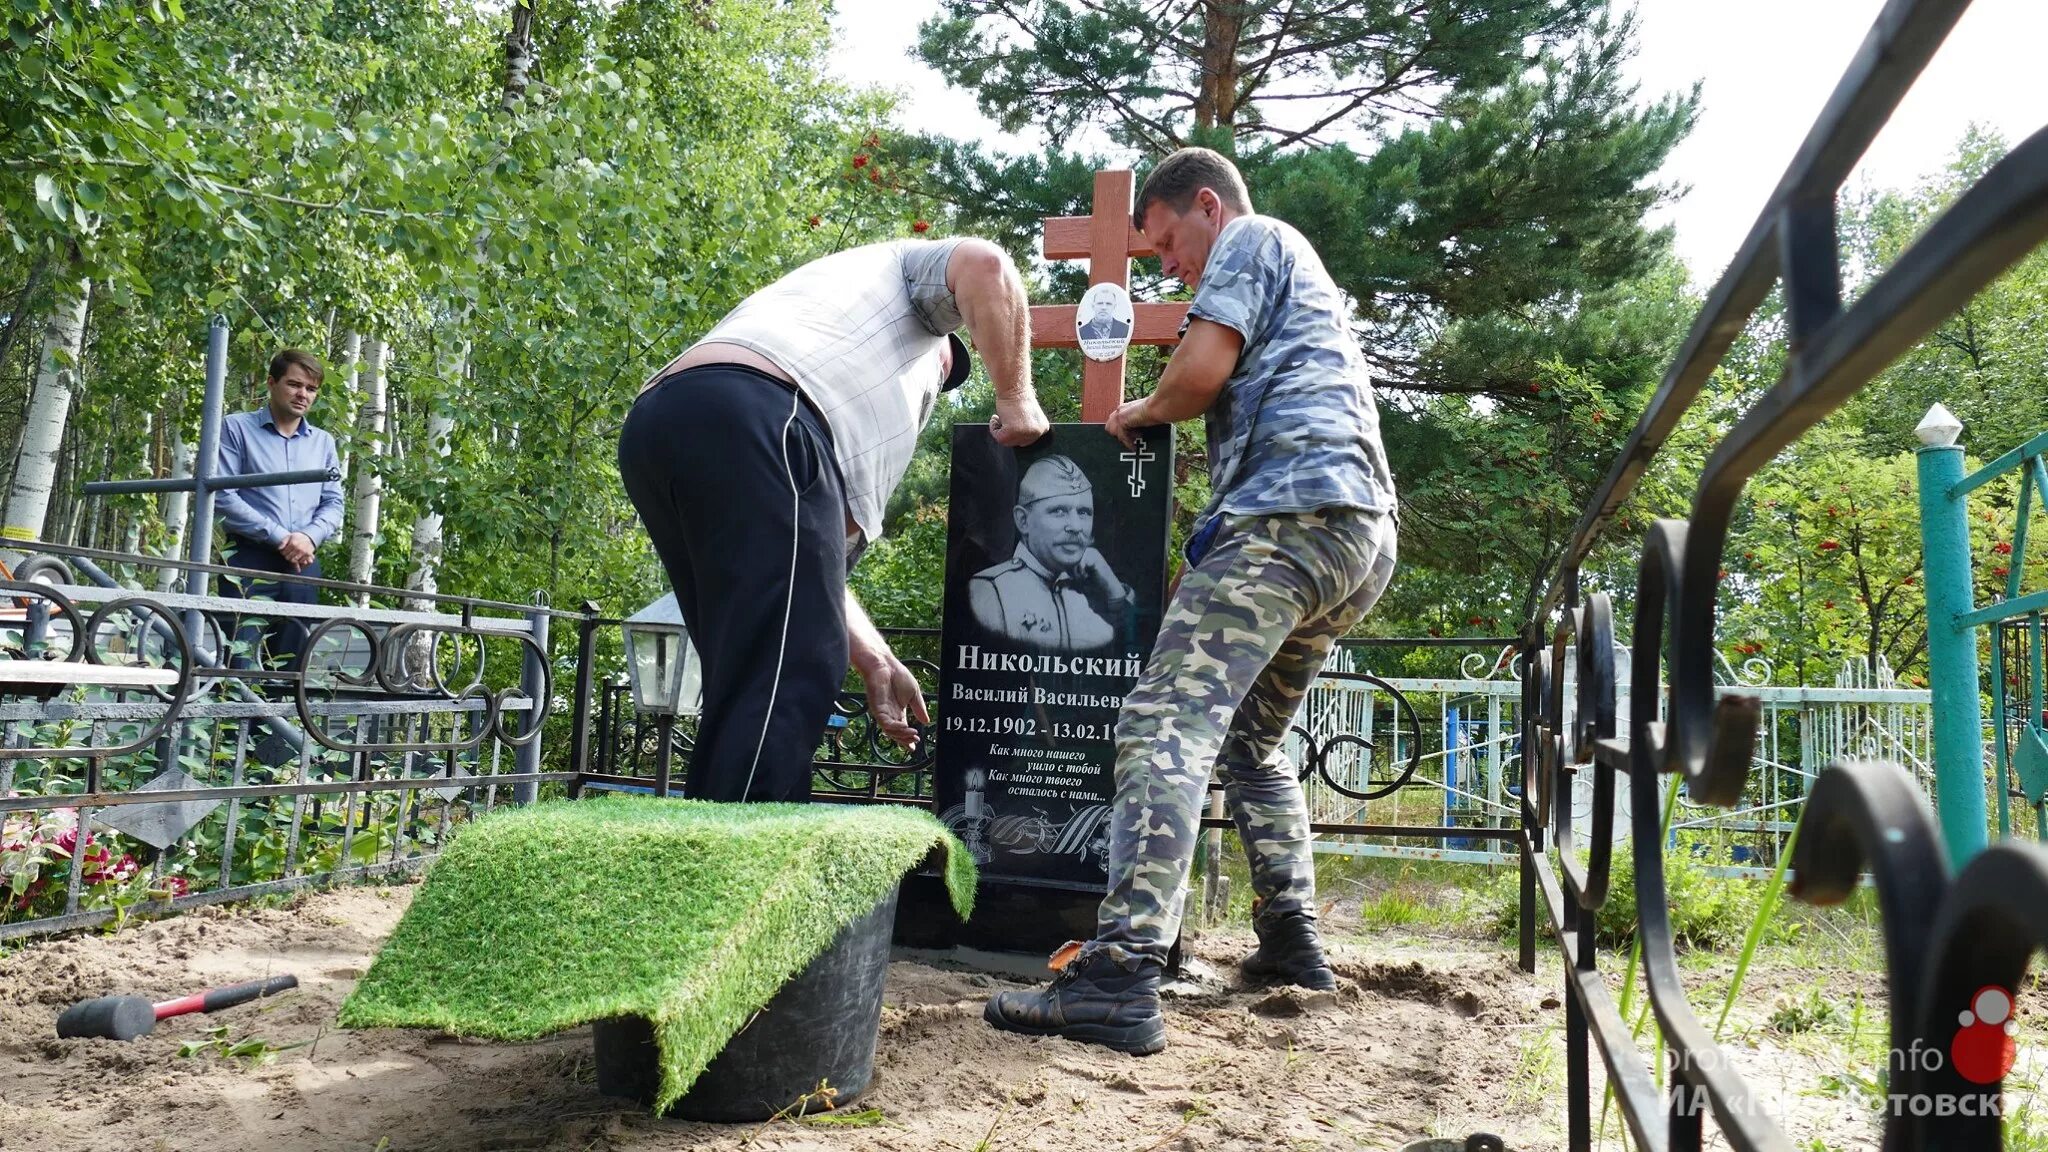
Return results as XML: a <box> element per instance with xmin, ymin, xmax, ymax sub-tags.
<box><xmin>1075</xmin><ymin>282</ymin><xmax>1134</xmax><ymax>363</ymax></box>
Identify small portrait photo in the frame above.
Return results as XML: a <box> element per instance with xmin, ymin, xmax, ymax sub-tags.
<box><xmin>1075</xmin><ymin>282</ymin><xmax>1134</xmax><ymax>363</ymax></box>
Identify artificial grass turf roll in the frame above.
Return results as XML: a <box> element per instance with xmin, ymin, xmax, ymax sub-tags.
<box><xmin>339</xmin><ymin>795</ymin><xmax>975</xmax><ymax>1110</ymax></box>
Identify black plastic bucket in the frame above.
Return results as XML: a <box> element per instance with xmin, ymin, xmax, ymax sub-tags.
<box><xmin>592</xmin><ymin>883</ymin><xmax>900</xmax><ymax>1122</ymax></box>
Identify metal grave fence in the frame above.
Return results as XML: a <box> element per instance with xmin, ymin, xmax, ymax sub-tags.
<box><xmin>0</xmin><ymin>541</ymin><xmax>580</xmax><ymax>941</ymax></box>
<box><xmin>1517</xmin><ymin>0</ymin><xmax>2048</xmax><ymax>1147</ymax></box>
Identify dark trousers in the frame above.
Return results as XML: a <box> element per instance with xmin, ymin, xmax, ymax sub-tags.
<box><xmin>220</xmin><ymin>537</ymin><xmax>321</xmax><ymax>673</ymax></box>
<box><xmin>616</xmin><ymin>365</ymin><xmax>849</xmax><ymax>803</ymax></box>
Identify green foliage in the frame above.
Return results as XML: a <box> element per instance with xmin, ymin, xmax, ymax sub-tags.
<box><xmin>177</xmin><ymin>1022</ymin><xmax>306</xmax><ymax>1068</ymax></box>
<box><xmin>1605</xmin><ymin>129</ymin><xmax>2048</xmax><ymax>685</ymax></box>
<box><xmin>339</xmin><ymin>796</ymin><xmax>975</xmax><ymax>1113</ymax></box>
<box><xmin>917</xmin><ymin>0</ymin><xmax>1614</xmax><ymax>154</ymax></box>
<box><xmin>1723</xmin><ymin>430</ymin><xmax>1933</xmax><ymax>683</ymax></box>
<box><xmin>849</xmin><ymin>502</ymin><xmax>949</xmax><ymax>629</ymax></box>
<box><xmin>1591</xmin><ymin>840</ymin><xmax>1760</xmax><ymax>952</ymax></box>
<box><xmin>1488</xmin><ymin>837</ymin><xmax>1788</xmax><ymax>953</ymax></box>
<box><xmin>0</xmin><ymin>0</ymin><xmax>921</xmax><ymax>628</ymax></box>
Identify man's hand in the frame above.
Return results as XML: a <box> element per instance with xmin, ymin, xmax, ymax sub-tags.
<box><xmin>858</xmin><ymin>649</ymin><xmax>932</xmax><ymax>751</ymax></box>
<box><xmin>990</xmin><ymin>393</ymin><xmax>1049</xmax><ymax>446</ymax></box>
<box><xmin>278</xmin><ymin>532</ymin><xmax>315</xmax><ymax>571</ymax></box>
<box><xmin>1105</xmin><ymin>396</ymin><xmax>1152</xmax><ymax>449</ymax></box>
<box><xmin>1079</xmin><ymin>548</ymin><xmax>1127</xmax><ymax>604</ymax></box>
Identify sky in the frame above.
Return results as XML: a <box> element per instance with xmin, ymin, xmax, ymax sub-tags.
<box><xmin>826</xmin><ymin>0</ymin><xmax>2048</xmax><ymax>282</ymax></box>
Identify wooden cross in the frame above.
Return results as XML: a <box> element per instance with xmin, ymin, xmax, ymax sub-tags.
<box><xmin>1028</xmin><ymin>170</ymin><xmax>1189</xmax><ymax>423</ymax></box>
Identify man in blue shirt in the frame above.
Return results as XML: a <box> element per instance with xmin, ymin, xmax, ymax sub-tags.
<box><xmin>215</xmin><ymin>349</ymin><xmax>344</xmax><ymax>671</ymax></box>
<box><xmin>986</xmin><ymin>148</ymin><xmax>1398</xmax><ymax>1054</ymax></box>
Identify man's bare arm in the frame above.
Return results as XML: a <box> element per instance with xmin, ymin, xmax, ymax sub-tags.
<box><xmin>948</xmin><ymin>239</ymin><xmax>1048</xmax><ymax>446</ymax></box>
<box><xmin>1105</xmin><ymin>317</ymin><xmax>1244</xmax><ymax>447</ymax></box>
<box><xmin>846</xmin><ymin>588</ymin><xmax>930</xmax><ymax>750</ymax></box>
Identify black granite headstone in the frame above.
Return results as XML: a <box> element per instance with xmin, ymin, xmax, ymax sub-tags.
<box><xmin>919</xmin><ymin>422</ymin><xmax>1173</xmax><ymax>954</ymax></box>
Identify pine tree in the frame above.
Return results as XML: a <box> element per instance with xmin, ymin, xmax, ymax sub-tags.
<box><xmin>910</xmin><ymin>1</ymin><xmax>1701</xmax><ymax>627</ymax></box>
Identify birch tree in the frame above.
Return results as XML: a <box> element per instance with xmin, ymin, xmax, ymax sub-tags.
<box><xmin>0</xmin><ymin>276</ymin><xmax>88</xmax><ymax>559</ymax></box>
<box><xmin>156</xmin><ymin>430</ymin><xmax>193</xmax><ymax>592</ymax></box>
<box><xmin>348</xmin><ymin>339</ymin><xmax>388</xmax><ymax>604</ymax></box>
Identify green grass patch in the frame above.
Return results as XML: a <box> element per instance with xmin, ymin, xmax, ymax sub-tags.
<box><xmin>339</xmin><ymin>796</ymin><xmax>973</xmax><ymax>1112</ymax></box>
<box><xmin>1202</xmin><ymin>833</ymin><xmax>1504</xmax><ymax>936</ymax></box>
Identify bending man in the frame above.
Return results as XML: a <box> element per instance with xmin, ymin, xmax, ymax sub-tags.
<box><xmin>619</xmin><ymin>237</ymin><xmax>1048</xmax><ymax>802</ymax></box>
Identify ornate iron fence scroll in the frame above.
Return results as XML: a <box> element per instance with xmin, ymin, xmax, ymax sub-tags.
<box><xmin>0</xmin><ymin>578</ymin><xmax>197</xmax><ymax>762</ymax></box>
<box><xmin>583</xmin><ymin>626</ymin><xmax>1446</xmax><ymax>823</ymax></box>
<box><xmin>1519</xmin><ymin>0</ymin><xmax>2048</xmax><ymax>1147</ymax></box>
<box><xmin>295</xmin><ymin>616</ymin><xmax>552</xmax><ymax>755</ymax></box>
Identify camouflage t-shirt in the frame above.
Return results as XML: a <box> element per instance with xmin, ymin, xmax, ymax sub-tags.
<box><xmin>1187</xmin><ymin>214</ymin><xmax>1396</xmax><ymax>532</ymax></box>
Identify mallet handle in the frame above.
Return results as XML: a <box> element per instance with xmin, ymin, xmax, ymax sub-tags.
<box><xmin>153</xmin><ymin>974</ymin><xmax>299</xmax><ymax>1021</ymax></box>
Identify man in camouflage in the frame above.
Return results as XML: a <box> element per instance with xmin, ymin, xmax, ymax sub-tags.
<box><xmin>985</xmin><ymin>147</ymin><xmax>1398</xmax><ymax>1055</ymax></box>
<box><xmin>968</xmin><ymin>455</ymin><xmax>1132</xmax><ymax>653</ymax></box>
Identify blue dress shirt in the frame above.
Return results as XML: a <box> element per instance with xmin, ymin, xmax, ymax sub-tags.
<box><xmin>214</xmin><ymin>408</ymin><xmax>345</xmax><ymax>549</ymax></box>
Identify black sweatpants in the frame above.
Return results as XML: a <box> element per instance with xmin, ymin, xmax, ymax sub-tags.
<box><xmin>220</xmin><ymin>536</ymin><xmax>321</xmax><ymax>672</ymax></box>
<box><xmin>616</xmin><ymin>365</ymin><xmax>848</xmax><ymax>803</ymax></box>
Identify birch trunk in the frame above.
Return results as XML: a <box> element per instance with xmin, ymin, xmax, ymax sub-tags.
<box><xmin>501</xmin><ymin>1</ymin><xmax>534</xmax><ymax>113</ymax></box>
<box><xmin>403</xmin><ymin>408</ymin><xmax>454</xmax><ymax>610</ymax></box>
<box><xmin>74</xmin><ymin>437</ymin><xmax>113</xmax><ymax>548</ymax></box>
<box><xmin>404</xmin><ymin>329</ymin><xmax>461</xmax><ymax>626</ymax></box>
<box><xmin>347</xmin><ymin>338</ymin><xmax>388</xmax><ymax>605</ymax></box>
<box><xmin>121</xmin><ymin>412</ymin><xmax>152</xmax><ymax>554</ymax></box>
<box><xmin>157</xmin><ymin>429</ymin><xmax>193</xmax><ymax>592</ymax></box>
<box><xmin>336</xmin><ymin>332</ymin><xmax>362</xmax><ymax>481</ymax></box>
<box><xmin>1</xmin><ymin>276</ymin><xmax>88</xmax><ymax>563</ymax></box>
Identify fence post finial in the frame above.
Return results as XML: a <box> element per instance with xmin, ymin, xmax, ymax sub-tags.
<box><xmin>1914</xmin><ymin>402</ymin><xmax>1963</xmax><ymax>447</ymax></box>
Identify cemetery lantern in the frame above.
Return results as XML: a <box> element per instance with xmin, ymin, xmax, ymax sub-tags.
<box><xmin>623</xmin><ymin>593</ymin><xmax>700</xmax><ymax>793</ymax></box>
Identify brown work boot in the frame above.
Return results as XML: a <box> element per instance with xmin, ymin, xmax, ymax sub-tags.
<box><xmin>1240</xmin><ymin>909</ymin><xmax>1338</xmax><ymax>991</ymax></box>
<box><xmin>984</xmin><ymin>945</ymin><xmax>1167</xmax><ymax>1055</ymax></box>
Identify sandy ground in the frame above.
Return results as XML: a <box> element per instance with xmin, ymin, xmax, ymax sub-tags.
<box><xmin>0</xmin><ymin>882</ymin><xmax>1558</xmax><ymax>1152</ymax></box>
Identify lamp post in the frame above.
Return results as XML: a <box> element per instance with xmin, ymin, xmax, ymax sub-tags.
<box><xmin>622</xmin><ymin>593</ymin><xmax>701</xmax><ymax>798</ymax></box>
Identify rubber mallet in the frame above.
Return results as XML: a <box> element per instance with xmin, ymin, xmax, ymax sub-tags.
<box><xmin>56</xmin><ymin>974</ymin><xmax>299</xmax><ymax>1041</ymax></box>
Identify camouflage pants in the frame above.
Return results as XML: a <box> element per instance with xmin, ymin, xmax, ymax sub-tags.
<box><xmin>1094</xmin><ymin>507</ymin><xmax>1396</xmax><ymax>967</ymax></box>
